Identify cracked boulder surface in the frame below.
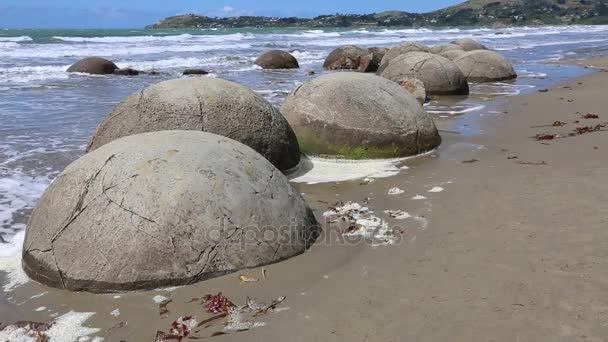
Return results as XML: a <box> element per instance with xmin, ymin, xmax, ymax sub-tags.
<box><xmin>323</xmin><ymin>45</ymin><xmax>370</xmax><ymax>70</ymax></box>
<box><xmin>379</xmin><ymin>52</ymin><xmax>470</xmax><ymax>96</ymax></box>
<box><xmin>23</xmin><ymin>131</ymin><xmax>320</xmax><ymax>293</ymax></box>
<box><xmin>66</xmin><ymin>57</ymin><xmax>118</xmax><ymax>75</ymax></box>
<box><xmin>86</xmin><ymin>77</ymin><xmax>301</xmax><ymax>172</ymax></box>
<box><xmin>451</xmin><ymin>38</ymin><xmax>488</xmax><ymax>52</ymax></box>
<box><xmin>454</xmin><ymin>50</ymin><xmax>517</xmax><ymax>83</ymax></box>
<box><xmin>281</xmin><ymin>73</ymin><xmax>441</xmax><ymax>159</ymax></box>
<box><xmin>255</xmin><ymin>50</ymin><xmax>299</xmax><ymax>69</ymax></box>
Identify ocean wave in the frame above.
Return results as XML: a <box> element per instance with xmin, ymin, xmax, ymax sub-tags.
<box><xmin>0</xmin><ymin>36</ymin><xmax>32</xmax><ymax>42</ymax></box>
<box><xmin>0</xmin><ymin>65</ymin><xmax>70</xmax><ymax>84</ymax></box>
<box><xmin>0</xmin><ymin>42</ymin><xmax>254</xmax><ymax>59</ymax></box>
<box><xmin>52</xmin><ymin>32</ymin><xmax>249</xmax><ymax>43</ymax></box>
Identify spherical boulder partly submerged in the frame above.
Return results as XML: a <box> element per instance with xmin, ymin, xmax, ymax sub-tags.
<box><xmin>379</xmin><ymin>52</ymin><xmax>469</xmax><ymax>95</ymax></box>
<box><xmin>255</xmin><ymin>50</ymin><xmax>299</xmax><ymax>69</ymax></box>
<box><xmin>281</xmin><ymin>73</ymin><xmax>441</xmax><ymax>159</ymax></box>
<box><xmin>22</xmin><ymin>131</ymin><xmax>320</xmax><ymax>293</ymax></box>
<box><xmin>454</xmin><ymin>50</ymin><xmax>517</xmax><ymax>82</ymax></box>
<box><xmin>323</xmin><ymin>45</ymin><xmax>370</xmax><ymax>70</ymax></box>
<box><xmin>67</xmin><ymin>57</ymin><xmax>118</xmax><ymax>75</ymax></box>
<box><xmin>451</xmin><ymin>38</ymin><xmax>488</xmax><ymax>52</ymax></box>
<box><xmin>87</xmin><ymin>77</ymin><xmax>301</xmax><ymax>171</ymax></box>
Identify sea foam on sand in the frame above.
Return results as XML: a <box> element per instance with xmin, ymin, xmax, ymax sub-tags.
<box><xmin>290</xmin><ymin>152</ymin><xmax>434</xmax><ymax>185</ymax></box>
<box><xmin>0</xmin><ymin>311</ymin><xmax>101</xmax><ymax>342</ymax></box>
<box><xmin>0</xmin><ymin>230</ymin><xmax>29</xmax><ymax>292</ymax></box>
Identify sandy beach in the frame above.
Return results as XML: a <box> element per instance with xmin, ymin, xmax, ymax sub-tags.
<box><xmin>0</xmin><ymin>56</ymin><xmax>606</xmax><ymax>341</ymax></box>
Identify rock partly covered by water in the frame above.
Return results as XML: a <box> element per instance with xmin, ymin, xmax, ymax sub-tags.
<box><xmin>323</xmin><ymin>45</ymin><xmax>370</xmax><ymax>70</ymax></box>
<box><xmin>67</xmin><ymin>57</ymin><xmax>118</xmax><ymax>75</ymax></box>
<box><xmin>454</xmin><ymin>50</ymin><xmax>517</xmax><ymax>82</ymax></box>
<box><xmin>255</xmin><ymin>50</ymin><xmax>299</xmax><ymax>69</ymax></box>
<box><xmin>22</xmin><ymin>131</ymin><xmax>320</xmax><ymax>293</ymax></box>
<box><xmin>451</xmin><ymin>38</ymin><xmax>488</xmax><ymax>52</ymax></box>
<box><xmin>379</xmin><ymin>52</ymin><xmax>469</xmax><ymax>95</ymax></box>
<box><xmin>87</xmin><ymin>77</ymin><xmax>300</xmax><ymax>171</ymax></box>
<box><xmin>281</xmin><ymin>72</ymin><xmax>441</xmax><ymax>159</ymax></box>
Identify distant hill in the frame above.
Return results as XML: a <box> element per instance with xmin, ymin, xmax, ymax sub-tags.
<box><xmin>146</xmin><ymin>0</ymin><xmax>608</xmax><ymax>29</ymax></box>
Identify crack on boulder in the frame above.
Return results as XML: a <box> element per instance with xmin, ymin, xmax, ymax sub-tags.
<box><xmin>50</xmin><ymin>154</ymin><xmax>116</xmax><ymax>244</ymax></box>
<box><xmin>51</xmin><ymin>249</ymin><xmax>66</xmax><ymax>289</ymax></box>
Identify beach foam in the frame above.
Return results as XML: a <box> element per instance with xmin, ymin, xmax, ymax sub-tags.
<box><xmin>0</xmin><ymin>311</ymin><xmax>100</xmax><ymax>342</ymax></box>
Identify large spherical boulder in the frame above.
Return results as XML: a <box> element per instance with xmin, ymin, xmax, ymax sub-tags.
<box><xmin>378</xmin><ymin>42</ymin><xmax>430</xmax><ymax>73</ymax></box>
<box><xmin>454</xmin><ymin>50</ymin><xmax>517</xmax><ymax>82</ymax></box>
<box><xmin>451</xmin><ymin>38</ymin><xmax>488</xmax><ymax>52</ymax></box>
<box><xmin>439</xmin><ymin>49</ymin><xmax>467</xmax><ymax>61</ymax></box>
<box><xmin>67</xmin><ymin>57</ymin><xmax>118</xmax><ymax>75</ymax></box>
<box><xmin>255</xmin><ymin>50</ymin><xmax>299</xmax><ymax>69</ymax></box>
<box><xmin>87</xmin><ymin>78</ymin><xmax>300</xmax><ymax>171</ymax></box>
<box><xmin>323</xmin><ymin>45</ymin><xmax>370</xmax><ymax>70</ymax></box>
<box><xmin>379</xmin><ymin>52</ymin><xmax>469</xmax><ymax>95</ymax></box>
<box><xmin>281</xmin><ymin>73</ymin><xmax>441</xmax><ymax>159</ymax></box>
<box><xmin>430</xmin><ymin>43</ymin><xmax>464</xmax><ymax>55</ymax></box>
<box><xmin>22</xmin><ymin>131</ymin><xmax>320</xmax><ymax>293</ymax></box>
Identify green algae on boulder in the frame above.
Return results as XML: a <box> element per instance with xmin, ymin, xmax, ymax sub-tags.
<box><xmin>281</xmin><ymin>73</ymin><xmax>441</xmax><ymax>159</ymax></box>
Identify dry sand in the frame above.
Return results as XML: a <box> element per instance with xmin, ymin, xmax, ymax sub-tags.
<box><xmin>2</xmin><ymin>59</ymin><xmax>608</xmax><ymax>341</ymax></box>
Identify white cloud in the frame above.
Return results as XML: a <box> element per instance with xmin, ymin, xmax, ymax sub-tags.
<box><xmin>223</xmin><ymin>5</ymin><xmax>234</xmax><ymax>13</ymax></box>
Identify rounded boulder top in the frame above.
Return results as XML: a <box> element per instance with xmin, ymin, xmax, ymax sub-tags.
<box><xmin>67</xmin><ymin>57</ymin><xmax>119</xmax><ymax>75</ymax></box>
<box><xmin>378</xmin><ymin>42</ymin><xmax>430</xmax><ymax>73</ymax></box>
<box><xmin>255</xmin><ymin>50</ymin><xmax>300</xmax><ymax>69</ymax></box>
<box><xmin>430</xmin><ymin>43</ymin><xmax>464</xmax><ymax>55</ymax></box>
<box><xmin>454</xmin><ymin>50</ymin><xmax>517</xmax><ymax>82</ymax></box>
<box><xmin>439</xmin><ymin>49</ymin><xmax>467</xmax><ymax>61</ymax></box>
<box><xmin>379</xmin><ymin>52</ymin><xmax>469</xmax><ymax>95</ymax></box>
<box><xmin>451</xmin><ymin>38</ymin><xmax>488</xmax><ymax>52</ymax></box>
<box><xmin>281</xmin><ymin>72</ymin><xmax>441</xmax><ymax>159</ymax></box>
<box><xmin>22</xmin><ymin>131</ymin><xmax>320</xmax><ymax>293</ymax></box>
<box><xmin>87</xmin><ymin>77</ymin><xmax>301</xmax><ymax>171</ymax></box>
<box><xmin>323</xmin><ymin>45</ymin><xmax>370</xmax><ymax>70</ymax></box>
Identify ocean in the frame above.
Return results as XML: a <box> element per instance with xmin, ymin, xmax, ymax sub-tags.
<box><xmin>1</xmin><ymin>24</ymin><xmax>608</xmax><ymax>257</ymax></box>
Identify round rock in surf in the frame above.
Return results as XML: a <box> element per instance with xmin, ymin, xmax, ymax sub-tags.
<box><xmin>22</xmin><ymin>131</ymin><xmax>320</xmax><ymax>293</ymax></box>
<box><xmin>255</xmin><ymin>50</ymin><xmax>299</xmax><ymax>69</ymax></box>
<box><xmin>87</xmin><ymin>77</ymin><xmax>301</xmax><ymax>171</ymax></box>
<box><xmin>379</xmin><ymin>52</ymin><xmax>469</xmax><ymax>95</ymax></box>
<box><xmin>67</xmin><ymin>57</ymin><xmax>118</xmax><ymax>75</ymax></box>
<box><xmin>281</xmin><ymin>73</ymin><xmax>441</xmax><ymax>159</ymax></box>
<box><xmin>454</xmin><ymin>50</ymin><xmax>517</xmax><ymax>82</ymax></box>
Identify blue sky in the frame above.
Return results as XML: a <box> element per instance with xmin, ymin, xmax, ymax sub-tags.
<box><xmin>0</xmin><ymin>0</ymin><xmax>464</xmax><ymax>29</ymax></box>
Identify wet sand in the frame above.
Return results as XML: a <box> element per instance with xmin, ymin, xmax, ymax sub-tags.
<box><xmin>2</xmin><ymin>59</ymin><xmax>608</xmax><ymax>341</ymax></box>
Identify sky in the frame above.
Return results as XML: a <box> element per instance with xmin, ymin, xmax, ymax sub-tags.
<box><xmin>0</xmin><ymin>0</ymin><xmax>464</xmax><ymax>29</ymax></box>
